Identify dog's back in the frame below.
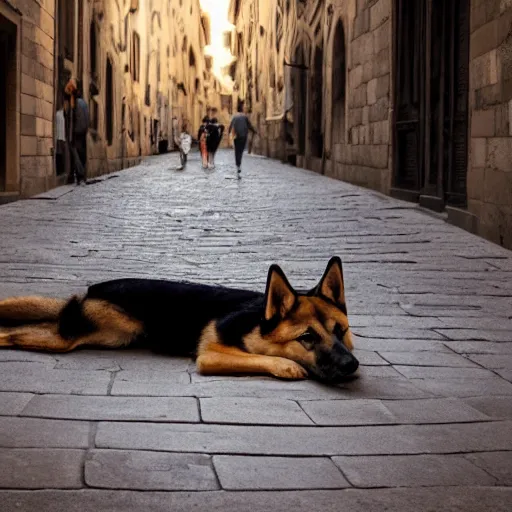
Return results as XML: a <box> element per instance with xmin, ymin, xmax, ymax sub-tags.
<box><xmin>86</xmin><ymin>279</ymin><xmax>264</xmax><ymax>354</ymax></box>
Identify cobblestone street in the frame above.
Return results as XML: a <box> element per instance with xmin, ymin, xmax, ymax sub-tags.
<box><xmin>0</xmin><ymin>149</ymin><xmax>511</xmax><ymax>511</ymax></box>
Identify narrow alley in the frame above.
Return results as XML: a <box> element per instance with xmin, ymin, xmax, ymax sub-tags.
<box><xmin>0</xmin><ymin>150</ymin><xmax>511</xmax><ymax>510</ymax></box>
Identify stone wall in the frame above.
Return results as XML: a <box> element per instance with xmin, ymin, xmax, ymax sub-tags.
<box><xmin>467</xmin><ymin>0</ymin><xmax>512</xmax><ymax>248</ymax></box>
<box><xmin>2</xmin><ymin>0</ymin><xmax>56</xmax><ymax>197</ymax></box>
<box><xmin>323</xmin><ymin>0</ymin><xmax>392</xmax><ymax>193</ymax></box>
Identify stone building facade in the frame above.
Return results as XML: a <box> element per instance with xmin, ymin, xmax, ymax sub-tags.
<box><xmin>0</xmin><ymin>0</ymin><xmax>216</xmax><ymax>201</ymax></box>
<box><xmin>0</xmin><ymin>0</ymin><xmax>56</xmax><ymax>201</ymax></box>
<box><xmin>229</xmin><ymin>0</ymin><xmax>512</xmax><ymax>249</ymax></box>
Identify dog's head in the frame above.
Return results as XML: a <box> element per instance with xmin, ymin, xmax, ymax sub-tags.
<box><xmin>245</xmin><ymin>257</ymin><xmax>359</xmax><ymax>383</ymax></box>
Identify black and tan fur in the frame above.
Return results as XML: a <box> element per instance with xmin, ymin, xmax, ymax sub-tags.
<box><xmin>0</xmin><ymin>257</ymin><xmax>358</xmax><ymax>383</ymax></box>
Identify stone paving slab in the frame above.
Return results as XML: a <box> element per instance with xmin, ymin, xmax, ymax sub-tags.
<box><xmin>53</xmin><ymin>350</ymin><xmax>192</xmax><ymax>372</ymax></box>
<box><xmin>463</xmin><ymin>396</ymin><xmax>512</xmax><ymax>419</ymax></box>
<box><xmin>410</xmin><ymin>377</ymin><xmax>512</xmax><ymax>397</ymax></box>
<box><xmin>1</xmin><ymin>488</ymin><xmax>512</xmax><ymax>512</ymax></box>
<box><xmin>300</xmin><ymin>397</ymin><xmax>490</xmax><ymax>426</ymax></box>
<box><xmin>378</xmin><ymin>351</ymin><xmax>479</xmax><ymax>367</ymax></box>
<box><xmin>0</xmin><ymin>362</ymin><xmax>111</xmax><ymax>395</ymax></box>
<box><xmin>332</xmin><ymin>454</ymin><xmax>497</xmax><ymax>488</ymax></box>
<box><xmin>1</xmin><ymin>151</ymin><xmax>512</xmax><ymax>506</ymax></box>
<box><xmin>95</xmin><ymin>421</ymin><xmax>512</xmax><ymax>455</ymax></box>
<box><xmin>84</xmin><ymin>450</ymin><xmax>218</xmax><ymax>490</ymax></box>
<box><xmin>0</xmin><ymin>392</ymin><xmax>34</xmax><ymax>415</ymax></box>
<box><xmin>0</xmin><ymin>418</ymin><xmax>90</xmax><ymax>448</ymax></box>
<box><xmin>0</xmin><ymin>449</ymin><xmax>84</xmax><ymax>489</ymax></box>
<box><xmin>111</xmin><ymin>374</ymin><xmax>433</xmax><ymax>399</ymax></box>
<box><xmin>213</xmin><ymin>455</ymin><xmax>349</xmax><ymax>490</ymax></box>
<box><xmin>199</xmin><ymin>397</ymin><xmax>314</xmax><ymax>425</ymax></box>
<box><xmin>465</xmin><ymin>452</ymin><xmax>512</xmax><ymax>485</ymax></box>
<box><xmin>21</xmin><ymin>395</ymin><xmax>200</xmax><ymax>422</ymax></box>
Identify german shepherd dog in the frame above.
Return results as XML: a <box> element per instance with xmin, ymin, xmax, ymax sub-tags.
<box><xmin>0</xmin><ymin>257</ymin><xmax>358</xmax><ymax>383</ymax></box>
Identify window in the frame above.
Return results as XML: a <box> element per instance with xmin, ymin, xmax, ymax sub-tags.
<box><xmin>131</xmin><ymin>31</ymin><xmax>140</xmax><ymax>82</ymax></box>
<box><xmin>106</xmin><ymin>57</ymin><xmax>114</xmax><ymax>145</ymax></box>
<box><xmin>59</xmin><ymin>0</ymin><xmax>76</xmax><ymax>61</ymax></box>
<box><xmin>90</xmin><ymin>22</ymin><xmax>97</xmax><ymax>77</ymax></box>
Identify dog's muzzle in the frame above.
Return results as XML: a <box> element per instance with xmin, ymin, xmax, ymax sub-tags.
<box><xmin>310</xmin><ymin>342</ymin><xmax>359</xmax><ymax>384</ymax></box>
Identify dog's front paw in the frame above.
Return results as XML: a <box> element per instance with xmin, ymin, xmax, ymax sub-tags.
<box><xmin>270</xmin><ymin>358</ymin><xmax>308</xmax><ymax>380</ymax></box>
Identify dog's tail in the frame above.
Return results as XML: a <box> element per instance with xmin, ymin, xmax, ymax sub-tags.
<box><xmin>0</xmin><ymin>296</ymin><xmax>67</xmax><ymax>327</ymax></box>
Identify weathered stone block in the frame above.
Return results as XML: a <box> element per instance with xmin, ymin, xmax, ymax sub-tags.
<box><xmin>495</xmin><ymin>104</ymin><xmax>511</xmax><ymax>135</ymax></box>
<box><xmin>471</xmin><ymin>109</ymin><xmax>496</xmax><ymax>137</ymax></box>
<box><xmin>371</xmin><ymin>120</ymin><xmax>390</xmax><ymax>144</ymax></box>
<box><xmin>471</xmin><ymin>50</ymin><xmax>499</xmax><ymax>90</ymax></box>
<box><xmin>471</xmin><ymin>19</ymin><xmax>499</xmax><ymax>60</ymax></box>
<box><xmin>368</xmin><ymin>96</ymin><xmax>389</xmax><ymax>122</ymax></box>
<box><xmin>370</xmin><ymin>0</ymin><xmax>391</xmax><ymax>31</ymax></box>
<box><xmin>467</xmin><ymin>166</ymin><xmax>485</xmax><ymax>200</ymax></box>
<box><xmin>85</xmin><ymin>450</ymin><xmax>218</xmax><ymax>490</ymax></box>
<box><xmin>0</xmin><ymin>417</ymin><xmax>90</xmax><ymax>448</ymax></box>
<box><xmin>351</xmin><ymin>84</ymin><xmax>367</xmax><ymax>108</ymax></box>
<box><xmin>0</xmin><ymin>392</ymin><xmax>34</xmax><ymax>415</ymax></box>
<box><xmin>367</xmin><ymin>78</ymin><xmax>377</xmax><ymax>105</ymax></box>
<box><xmin>0</xmin><ymin>449</ymin><xmax>84</xmax><ymax>489</ymax></box>
<box><xmin>21</xmin><ymin>135</ymin><xmax>38</xmax><ymax>156</ymax></box>
<box><xmin>353</xmin><ymin>10</ymin><xmax>370</xmax><ymax>39</ymax></box>
<box><xmin>213</xmin><ymin>456</ymin><xmax>349</xmax><ymax>490</ymax></box>
<box><xmin>200</xmin><ymin>398</ymin><xmax>313</xmax><ymax>425</ymax></box>
<box><xmin>95</xmin><ymin>420</ymin><xmax>512</xmax><ymax>455</ymax></box>
<box><xmin>300</xmin><ymin>399</ymin><xmax>394</xmax><ymax>426</ymax></box>
<box><xmin>348</xmin><ymin>106</ymin><xmax>363</xmax><ymax>128</ymax></box>
<box><xmin>484</xmin><ymin>168</ymin><xmax>512</xmax><ymax>205</ymax></box>
<box><xmin>487</xmin><ymin>137</ymin><xmax>512</xmax><ymax>170</ymax></box>
<box><xmin>21</xmin><ymin>93</ymin><xmax>36</xmax><ymax>116</ymax></box>
<box><xmin>373</xmin><ymin>19</ymin><xmax>391</xmax><ymax>54</ymax></box>
<box><xmin>22</xmin><ymin>395</ymin><xmax>200</xmax><ymax>422</ymax></box>
<box><xmin>471</xmin><ymin>138</ymin><xmax>487</xmax><ymax>167</ymax></box>
<box><xmin>333</xmin><ymin>454</ymin><xmax>496</xmax><ymax>488</ymax></box>
<box><xmin>475</xmin><ymin>83</ymin><xmax>502</xmax><ymax>109</ymax></box>
<box><xmin>375</xmin><ymin>48</ymin><xmax>391</xmax><ymax>77</ymax></box>
<box><xmin>349</xmin><ymin>65</ymin><xmax>364</xmax><ymax>90</ymax></box>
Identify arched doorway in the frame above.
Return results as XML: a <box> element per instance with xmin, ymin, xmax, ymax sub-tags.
<box><xmin>331</xmin><ymin>20</ymin><xmax>346</xmax><ymax>160</ymax></box>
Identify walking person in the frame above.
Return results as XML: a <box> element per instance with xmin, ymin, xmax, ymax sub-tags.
<box><xmin>64</xmin><ymin>78</ymin><xmax>89</xmax><ymax>185</ymax></box>
<box><xmin>55</xmin><ymin>99</ymin><xmax>66</xmax><ymax>177</ymax></box>
<box><xmin>177</xmin><ymin>121</ymin><xmax>192</xmax><ymax>170</ymax></box>
<box><xmin>228</xmin><ymin>103</ymin><xmax>257</xmax><ymax>177</ymax></box>
<box><xmin>206</xmin><ymin>117</ymin><xmax>225</xmax><ymax>169</ymax></box>
<box><xmin>198</xmin><ymin>116</ymin><xmax>210</xmax><ymax>169</ymax></box>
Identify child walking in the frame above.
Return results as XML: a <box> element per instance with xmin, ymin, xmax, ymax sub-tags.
<box><xmin>177</xmin><ymin>122</ymin><xmax>192</xmax><ymax>170</ymax></box>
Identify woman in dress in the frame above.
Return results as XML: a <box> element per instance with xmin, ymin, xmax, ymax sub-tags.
<box><xmin>198</xmin><ymin>117</ymin><xmax>210</xmax><ymax>169</ymax></box>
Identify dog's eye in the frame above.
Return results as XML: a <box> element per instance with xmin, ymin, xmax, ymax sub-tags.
<box><xmin>296</xmin><ymin>330</ymin><xmax>318</xmax><ymax>350</ymax></box>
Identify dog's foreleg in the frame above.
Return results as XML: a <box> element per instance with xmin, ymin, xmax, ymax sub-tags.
<box><xmin>196</xmin><ymin>344</ymin><xmax>308</xmax><ymax>380</ymax></box>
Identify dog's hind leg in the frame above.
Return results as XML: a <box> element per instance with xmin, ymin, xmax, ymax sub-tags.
<box><xmin>0</xmin><ymin>300</ymin><xmax>144</xmax><ymax>353</ymax></box>
<box><xmin>0</xmin><ymin>323</ymin><xmax>80</xmax><ymax>352</ymax></box>
<box><xmin>0</xmin><ymin>296</ymin><xmax>66</xmax><ymax>326</ymax></box>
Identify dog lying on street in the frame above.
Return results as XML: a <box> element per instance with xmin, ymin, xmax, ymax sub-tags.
<box><xmin>0</xmin><ymin>257</ymin><xmax>358</xmax><ymax>383</ymax></box>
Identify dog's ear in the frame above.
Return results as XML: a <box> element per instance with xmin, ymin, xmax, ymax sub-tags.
<box><xmin>264</xmin><ymin>264</ymin><xmax>297</xmax><ymax>321</ymax></box>
<box><xmin>314</xmin><ymin>257</ymin><xmax>346</xmax><ymax>308</ymax></box>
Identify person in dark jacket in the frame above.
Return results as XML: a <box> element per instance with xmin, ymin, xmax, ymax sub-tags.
<box><xmin>206</xmin><ymin>118</ymin><xmax>225</xmax><ymax>169</ymax></box>
<box><xmin>228</xmin><ymin>103</ymin><xmax>257</xmax><ymax>176</ymax></box>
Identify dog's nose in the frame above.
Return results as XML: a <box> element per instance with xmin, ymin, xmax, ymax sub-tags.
<box><xmin>340</xmin><ymin>354</ymin><xmax>359</xmax><ymax>374</ymax></box>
